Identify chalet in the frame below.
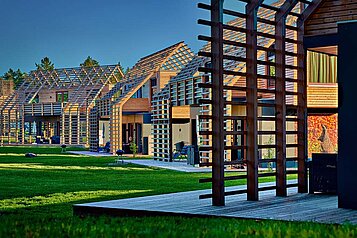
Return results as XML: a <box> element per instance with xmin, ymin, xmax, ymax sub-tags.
<box><xmin>0</xmin><ymin>65</ymin><xmax>123</xmax><ymax>145</ymax></box>
<box><xmin>152</xmin><ymin>0</ymin><xmax>301</xmax><ymax>163</ymax></box>
<box><xmin>152</xmin><ymin>0</ymin><xmax>339</xmax><ymax>162</ymax></box>
<box><xmin>89</xmin><ymin>42</ymin><xmax>194</xmax><ymax>154</ymax></box>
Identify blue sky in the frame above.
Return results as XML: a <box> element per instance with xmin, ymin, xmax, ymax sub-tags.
<box><xmin>0</xmin><ymin>0</ymin><xmax>207</xmax><ymax>74</ymax></box>
<box><xmin>1</xmin><ymin>0</ymin><xmax>277</xmax><ymax>75</ymax></box>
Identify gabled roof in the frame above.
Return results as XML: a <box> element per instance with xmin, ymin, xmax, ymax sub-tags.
<box><xmin>0</xmin><ymin>65</ymin><xmax>123</xmax><ymax>112</ymax></box>
<box><xmin>101</xmin><ymin>42</ymin><xmax>194</xmax><ymax>105</ymax></box>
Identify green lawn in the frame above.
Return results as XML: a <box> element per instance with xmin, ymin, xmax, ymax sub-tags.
<box><xmin>0</xmin><ymin>146</ymin><xmax>355</xmax><ymax>237</ymax></box>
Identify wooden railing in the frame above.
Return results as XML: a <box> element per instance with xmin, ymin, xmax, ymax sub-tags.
<box><xmin>23</xmin><ymin>102</ymin><xmax>65</xmax><ymax>116</ymax></box>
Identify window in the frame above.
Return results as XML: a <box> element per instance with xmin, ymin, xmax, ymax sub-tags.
<box><xmin>56</xmin><ymin>91</ymin><xmax>68</xmax><ymax>102</ymax></box>
<box><xmin>132</xmin><ymin>88</ymin><xmax>142</xmax><ymax>98</ymax></box>
<box><xmin>151</xmin><ymin>78</ymin><xmax>157</xmax><ymax>87</ymax></box>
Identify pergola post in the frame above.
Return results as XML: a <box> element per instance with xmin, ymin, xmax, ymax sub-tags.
<box><xmin>275</xmin><ymin>0</ymin><xmax>299</xmax><ymax>197</ymax></box>
<box><xmin>210</xmin><ymin>0</ymin><xmax>225</xmax><ymax>206</ymax></box>
<box><xmin>246</xmin><ymin>0</ymin><xmax>263</xmax><ymax>201</ymax></box>
<box><xmin>297</xmin><ymin>15</ymin><xmax>308</xmax><ymax>193</ymax></box>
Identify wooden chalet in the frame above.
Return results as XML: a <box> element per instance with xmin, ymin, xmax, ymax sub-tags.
<box><xmin>153</xmin><ymin>0</ymin><xmax>302</xmax><ymax>162</ymax></box>
<box><xmin>89</xmin><ymin>42</ymin><xmax>194</xmax><ymax>154</ymax></box>
<box><xmin>194</xmin><ymin>0</ymin><xmax>356</xmax><ymax>210</ymax></box>
<box><xmin>0</xmin><ymin>65</ymin><xmax>123</xmax><ymax>145</ymax></box>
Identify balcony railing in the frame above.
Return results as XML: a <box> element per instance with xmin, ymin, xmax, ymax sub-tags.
<box><xmin>23</xmin><ymin>102</ymin><xmax>65</xmax><ymax>116</ymax></box>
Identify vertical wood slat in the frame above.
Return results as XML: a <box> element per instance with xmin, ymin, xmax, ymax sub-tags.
<box><xmin>211</xmin><ymin>0</ymin><xmax>225</xmax><ymax>206</ymax></box>
<box><xmin>245</xmin><ymin>0</ymin><xmax>262</xmax><ymax>201</ymax></box>
<box><xmin>21</xmin><ymin>106</ymin><xmax>25</xmax><ymax>144</ymax></box>
<box><xmin>168</xmin><ymin>101</ymin><xmax>173</xmax><ymax>162</ymax></box>
<box><xmin>297</xmin><ymin>7</ymin><xmax>308</xmax><ymax>193</ymax></box>
<box><xmin>275</xmin><ymin>12</ymin><xmax>287</xmax><ymax>198</ymax></box>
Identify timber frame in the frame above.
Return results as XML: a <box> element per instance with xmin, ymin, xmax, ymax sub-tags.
<box><xmin>92</xmin><ymin>42</ymin><xmax>194</xmax><ymax>154</ymax></box>
<box><xmin>197</xmin><ymin>0</ymin><xmax>325</xmax><ymax>205</ymax></box>
<box><xmin>0</xmin><ymin>65</ymin><xmax>123</xmax><ymax>146</ymax></box>
<box><xmin>152</xmin><ymin>55</ymin><xmax>208</xmax><ymax>161</ymax></box>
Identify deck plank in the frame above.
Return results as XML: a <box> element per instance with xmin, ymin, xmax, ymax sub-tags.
<box><xmin>74</xmin><ymin>182</ymin><xmax>357</xmax><ymax>225</ymax></box>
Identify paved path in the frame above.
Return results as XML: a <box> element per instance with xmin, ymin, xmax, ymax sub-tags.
<box><xmin>68</xmin><ymin>151</ymin><xmax>211</xmax><ymax>172</ymax></box>
<box><xmin>69</xmin><ymin>151</ymin><xmax>115</xmax><ymax>157</ymax></box>
<box><xmin>68</xmin><ymin>151</ymin><xmax>269</xmax><ymax>173</ymax></box>
<box><xmin>74</xmin><ymin>181</ymin><xmax>357</xmax><ymax>225</ymax></box>
<box><xmin>122</xmin><ymin>159</ymin><xmax>212</xmax><ymax>172</ymax></box>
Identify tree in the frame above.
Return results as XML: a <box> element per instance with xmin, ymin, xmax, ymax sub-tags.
<box><xmin>3</xmin><ymin>68</ymin><xmax>27</xmax><ymax>89</ymax></box>
<box><xmin>3</xmin><ymin>68</ymin><xmax>16</xmax><ymax>81</ymax></box>
<box><xmin>80</xmin><ymin>56</ymin><xmax>99</xmax><ymax>67</ymax></box>
<box><xmin>36</xmin><ymin>57</ymin><xmax>54</xmax><ymax>71</ymax></box>
<box><xmin>129</xmin><ymin>141</ymin><xmax>138</xmax><ymax>158</ymax></box>
<box><xmin>116</xmin><ymin>62</ymin><xmax>126</xmax><ymax>81</ymax></box>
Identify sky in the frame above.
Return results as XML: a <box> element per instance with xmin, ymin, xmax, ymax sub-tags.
<box><xmin>0</xmin><ymin>0</ymin><xmax>277</xmax><ymax>75</ymax></box>
<box><xmin>0</xmin><ymin>0</ymin><xmax>210</xmax><ymax>75</ymax></box>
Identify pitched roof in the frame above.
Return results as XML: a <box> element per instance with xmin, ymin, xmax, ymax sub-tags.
<box><xmin>101</xmin><ymin>42</ymin><xmax>194</xmax><ymax>105</ymax></box>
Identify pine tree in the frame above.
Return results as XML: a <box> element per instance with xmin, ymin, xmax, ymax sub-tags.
<box><xmin>3</xmin><ymin>68</ymin><xmax>27</xmax><ymax>89</ymax></box>
<box><xmin>36</xmin><ymin>57</ymin><xmax>54</xmax><ymax>71</ymax></box>
<box><xmin>80</xmin><ymin>56</ymin><xmax>99</xmax><ymax>67</ymax></box>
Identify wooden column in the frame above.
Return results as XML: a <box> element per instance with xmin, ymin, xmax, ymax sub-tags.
<box><xmin>77</xmin><ymin>109</ymin><xmax>80</xmax><ymax>144</ymax></box>
<box><xmin>86</xmin><ymin>108</ymin><xmax>90</xmax><ymax>147</ymax></box>
<box><xmin>297</xmin><ymin>23</ymin><xmax>308</xmax><ymax>193</ymax></box>
<box><xmin>211</xmin><ymin>0</ymin><xmax>225</xmax><ymax>206</ymax></box>
<box><xmin>275</xmin><ymin>0</ymin><xmax>298</xmax><ymax>197</ymax></box>
<box><xmin>61</xmin><ymin>111</ymin><xmax>65</xmax><ymax>144</ymax></box>
<box><xmin>168</xmin><ymin>101</ymin><xmax>173</xmax><ymax>162</ymax></box>
<box><xmin>69</xmin><ymin>110</ymin><xmax>72</xmax><ymax>144</ymax></box>
<box><xmin>296</xmin><ymin>0</ymin><xmax>323</xmax><ymax>195</ymax></box>
<box><xmin>246</xmin><ymin>0</ymin><xmax>262</xmax><ymax>201</ymax></box>
<box><xmin>15</xmin><ymin>110</ymin><xmax>19</xmax><ymax>143</ymax></box>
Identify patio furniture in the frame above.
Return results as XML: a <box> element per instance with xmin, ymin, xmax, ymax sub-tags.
<box><xmin>309</xmin><ymin>153</ymin><xmax>337</xmax><ymax>194</ymax></box>
<box><xmin>61</xmin><ymin>144</ymin><xmax>67</xmax><ymax>153</ymax></box>
<box><xmin>25</xmin><ymin>153</ymin><xmax>37</xmax><ymax>158</ymax></box>
<box><xmin>116</xmin><ymin>149</ymin><xmax>125</xmax><ymax>164</ymax></box>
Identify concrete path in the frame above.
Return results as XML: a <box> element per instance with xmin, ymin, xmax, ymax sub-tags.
<box><xmin>122</xmin><ymin>159</ymin><xmax>211</xmax><ymax>172</ymax></box>
<box><xmin>69</xmin><ymin>151</ymin><xmax>115</xmax><ymax>157</ymax></box>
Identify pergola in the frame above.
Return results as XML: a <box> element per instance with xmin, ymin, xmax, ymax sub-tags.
<box><xmin>197</xmin><ymin>0</ymin><xmax>323</xmax><ymax>206</ymax></box>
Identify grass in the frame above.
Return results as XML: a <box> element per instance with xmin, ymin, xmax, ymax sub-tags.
<box><xmin>0</xmin><ymin>146</ymin><xmax>355</xmax><ymax>237</ymax></box>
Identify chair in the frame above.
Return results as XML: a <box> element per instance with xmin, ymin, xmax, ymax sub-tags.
<box><xmin>103</xmin><ymin>142</ymin><xmax>110</xmax><ymax>153</ymax></box>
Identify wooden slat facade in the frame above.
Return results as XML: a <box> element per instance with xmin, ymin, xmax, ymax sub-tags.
<box><xmin>307</xmin><ymin>83</ymin><xmax>338</xmax><ymax>108</ymax></box>
<box><xmin>92</xmin><ymin>42</ymin><xmax>194</xmax><ymax>154</ymax></box>
<box><xmin>305</xmin><ymin>0</ymin><xmax>357</xmax><ymax>36</ymax></box>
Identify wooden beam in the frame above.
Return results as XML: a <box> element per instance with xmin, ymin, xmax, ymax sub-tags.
<box><xmin>246</xmin><ymin>0</ymin><xmax>263</xmax><ymax>201</ymax></box>
<box><xmin>211</xmin><ymin>0</ymin><xmax>225</xmax><ymax>206</ymax></box>
<box><xmin>297</xmin><ymin>0</ymin><xmax>324</xmax><ymax>29</ymax></box>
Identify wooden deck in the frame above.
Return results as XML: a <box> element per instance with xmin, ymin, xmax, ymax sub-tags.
<box><xmin>74</xmin><ymin>182</ymin><xmax>357</xmax><ymax>225</ymax></box>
